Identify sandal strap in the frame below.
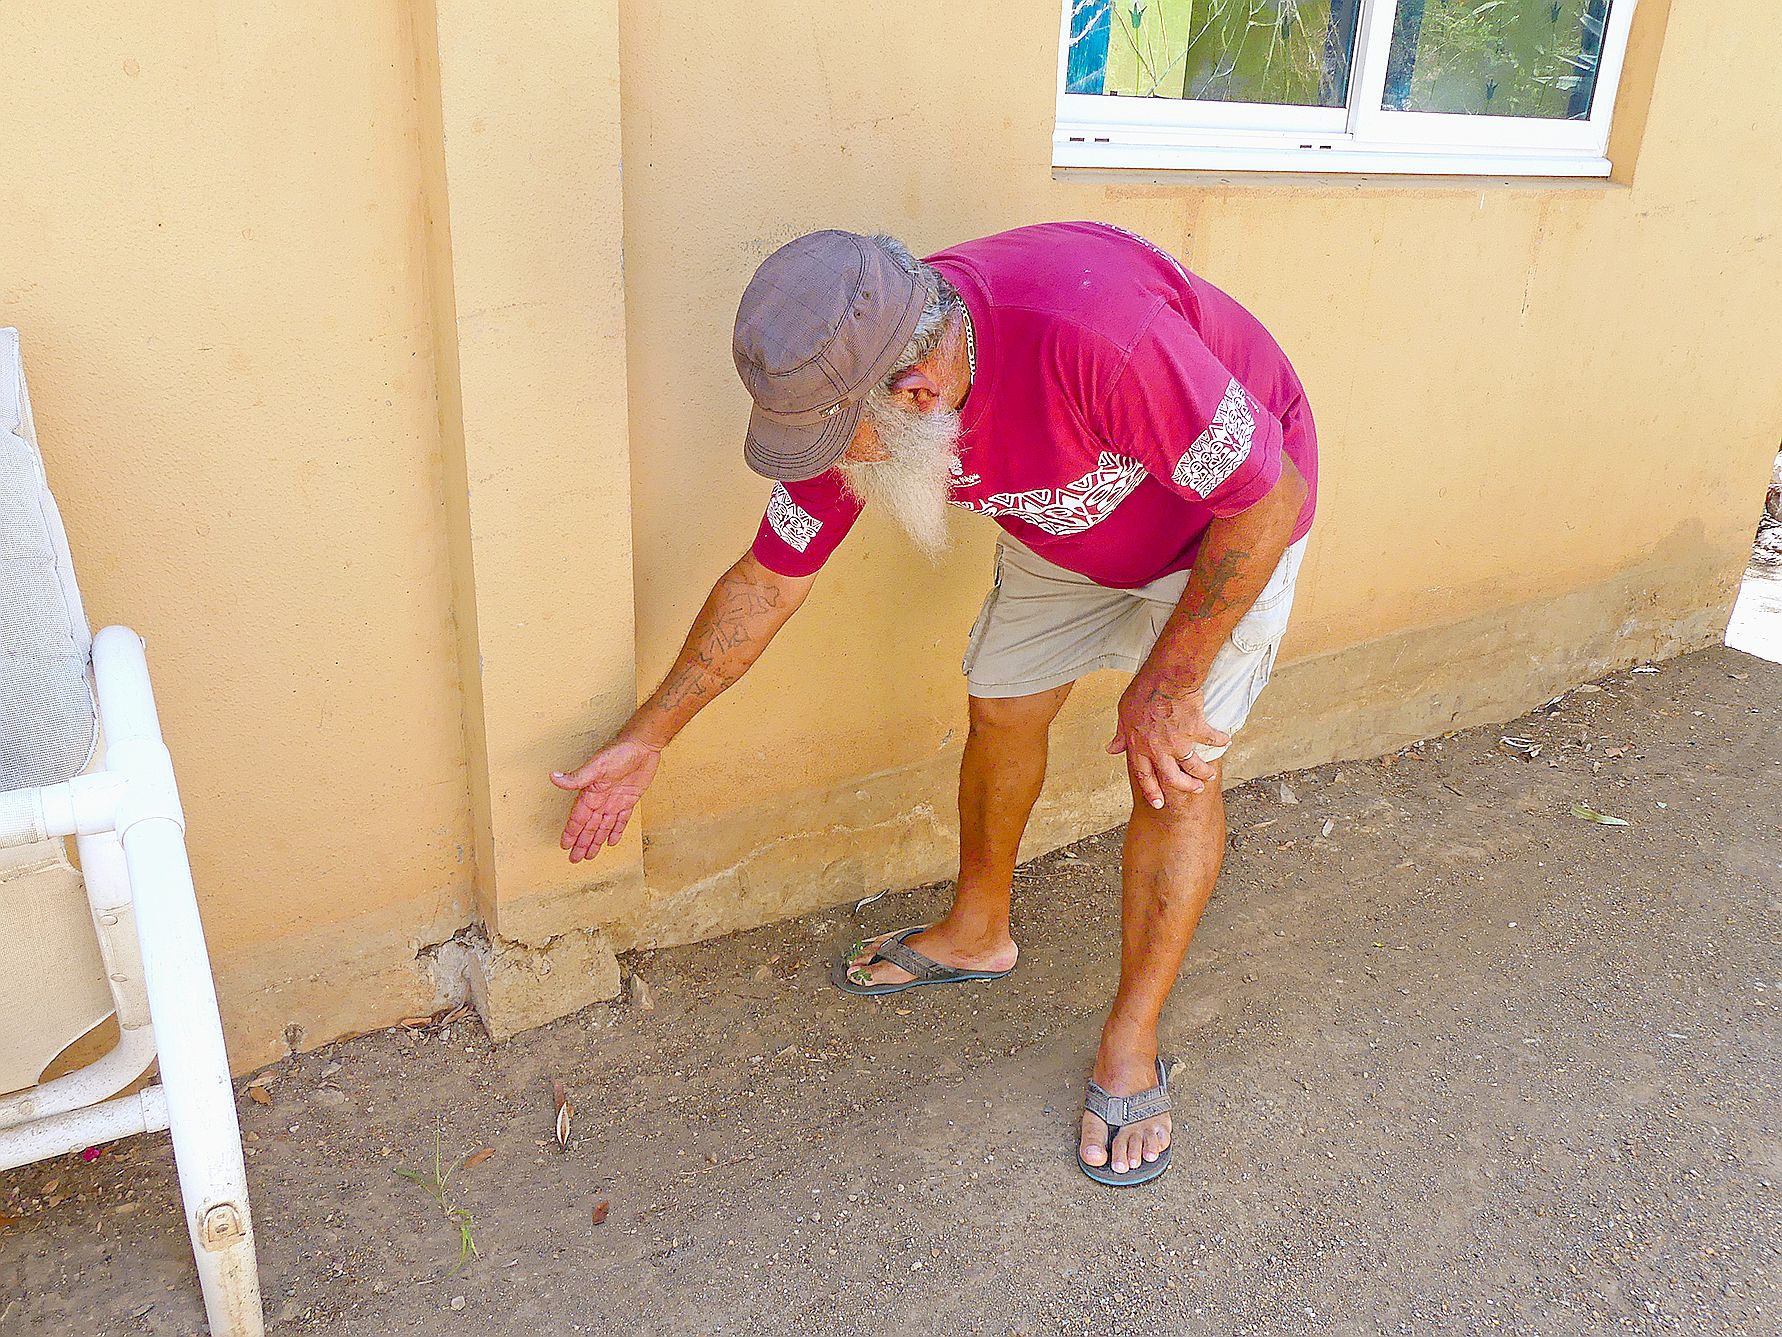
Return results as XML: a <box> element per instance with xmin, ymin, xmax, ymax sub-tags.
<box><xmin>1084</xmin><ymin>1063</ymin><xmax>1172</xmax><ymax>1129</ymax></box>
<box><xmin>870</xmin><ymin>930</ymin><xmax>942</xmax><ymax>980</ymax></box>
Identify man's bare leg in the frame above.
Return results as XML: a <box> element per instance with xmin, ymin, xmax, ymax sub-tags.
<box><xmin>1078</xmin><ymin>758</ymin><xmax>1226</xmax><ymax>1175</ymax></box>
<box><xmin>846</xmin><ymin>685</ymin><xmax>1071</xmax><ymax>987</ymax></box>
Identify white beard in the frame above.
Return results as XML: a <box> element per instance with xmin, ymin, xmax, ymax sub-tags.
<box><xmin>837</xmin><ymin>399</ymin><xmax>963</xmax><ymax>561</ymax></box>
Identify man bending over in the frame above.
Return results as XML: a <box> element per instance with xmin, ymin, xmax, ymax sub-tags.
<box><xmin>554</xmin><ymin>223</ymin><xmax>1317</xmax><ymax>1187</ymax></box>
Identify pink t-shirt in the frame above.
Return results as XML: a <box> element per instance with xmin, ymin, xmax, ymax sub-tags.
<box><xmin>751</xmin><ymin>221</ymin><xmax>1317</xmax><ymax>589</ymax></box>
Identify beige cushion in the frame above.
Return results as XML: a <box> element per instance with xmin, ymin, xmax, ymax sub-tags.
<box><xmin>0</xmin><ymin>840</ymin><xmax>111</xmax><ymax>1096</ymax></box>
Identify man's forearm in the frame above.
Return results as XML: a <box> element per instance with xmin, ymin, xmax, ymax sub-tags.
<box><xmin>622</xmin><ymin>553</ymin><xmax>813</xmax><ymax>748</ymax></box>
<box><xmin>1144</xmin><ymin>456</ymin><xmax>1308</xmax><ymax>689</ymax></box>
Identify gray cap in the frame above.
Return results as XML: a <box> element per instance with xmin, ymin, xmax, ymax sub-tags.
<box><xmin>733</xmin><ymin>230</ymin><xmax>926</xmax><ymax>481</ymax></box>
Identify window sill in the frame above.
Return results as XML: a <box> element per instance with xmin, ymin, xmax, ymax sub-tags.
<box><xmin>1052</xmin><ymin>166</ymin><xmax>1628</xmax><ymax>193</ymax></box>
<box><xmin>1053</xmin><ymin>135</ymin><xmax>1613</xmax><ymax>180</ymax></box>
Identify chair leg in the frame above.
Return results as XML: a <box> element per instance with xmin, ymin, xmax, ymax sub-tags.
<box><xmin>187</xmin><ymin>1197</ymin><xmax>266</xmax><ymax>1337</ymax></box>
<box><xmin>125</xmin><ymin>818</ymin><xmax>265</xmax><ymax>1336</ymax></box>
<box><xmin>92</xmin><ymin>626</ymin><xmax>264</xmax><ymax>1333</ymax></box>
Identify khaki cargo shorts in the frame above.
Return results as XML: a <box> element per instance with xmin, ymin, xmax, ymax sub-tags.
<box><xmin>962</xmin><ymin>534</ymin><xmax>1309</xmax><ymax>762</ymax></box>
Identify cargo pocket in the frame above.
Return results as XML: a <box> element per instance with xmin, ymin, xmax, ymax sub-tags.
<box><xmin>960</xmin><ymin>544</ymin><xmax>1005</xmax><ymax>676</ymax></box>
<box><xmin>1230</xmin><ymin>542</ymin><xmax>1303</xmax><ymax>654</ymax></box>
<box><xmin>1230</xmin><ymin>593</ymin><xmax>1293</xmax><ymax>654</ymax></box>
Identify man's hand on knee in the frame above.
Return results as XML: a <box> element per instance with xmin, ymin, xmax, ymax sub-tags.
<box><xmin>1105</xmin><ymin>667</ymin><xmax>1229</xmax><ymax>809</ymax></box>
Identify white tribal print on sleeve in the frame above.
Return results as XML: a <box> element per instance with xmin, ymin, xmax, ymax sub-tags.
<box><xmin>765</xmin><ymin>483</ymin><xmax>822</xmax><ymax>552</ymax></box>
<box><xmin>1171</xmin><ymin>378</ymin><xmax>1256</xmax><ymax>498</ymax></box>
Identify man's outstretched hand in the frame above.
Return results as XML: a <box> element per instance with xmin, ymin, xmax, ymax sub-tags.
<box><xmin>552</xmin><ymin>738</ymin><xmax>663</xmax><ymax>862</ymax></box>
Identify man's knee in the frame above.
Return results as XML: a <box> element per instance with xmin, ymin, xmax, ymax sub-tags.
<box><xmin>968</xmin><ymin>685</ymin><xmax>1071</xmax><ymax>737</ymax></box>
<box><xmin>1128</xmin><ymin>762</ymin><xmax>1225</xmax><ymax>827</ymax></box>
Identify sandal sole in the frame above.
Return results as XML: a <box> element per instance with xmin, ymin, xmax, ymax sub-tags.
<box><xmin>829</xmin><ymin>959</ymin><xmax>1013</xmax><ymax>996</ymax></box>
<box><xmin>1077</xmin><ymin>1146</ymin><xmax>1172</xmax><ymax>1187</ymax></box>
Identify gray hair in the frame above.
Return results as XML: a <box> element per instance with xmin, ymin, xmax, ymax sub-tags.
<box><xmin>870</xmin><ymin>234</ymin><xmax>963</xmax><ymax>384</ymax></box>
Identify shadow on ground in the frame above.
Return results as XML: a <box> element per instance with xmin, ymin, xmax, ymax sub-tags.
<box><xmin>2</xmin><ymin>646</ymin><xmax>1777</xmax><ymax>1336</ymax></box>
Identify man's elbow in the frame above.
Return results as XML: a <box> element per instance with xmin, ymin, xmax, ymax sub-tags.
<box><xmin>732</xmin><ymin>548</ymin><xmax>819</xmax><ymax>608</ymax></box>
<box><xmin>1274</xmin><ymin>454</ymin><xmax>1309</xmax><ymax>512</ymax></box>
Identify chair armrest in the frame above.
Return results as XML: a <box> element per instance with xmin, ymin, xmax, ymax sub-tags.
<box><xmin>0</xmin><ymin>773</ymin><xmax>126</xmax><ymax>849</ymax></box>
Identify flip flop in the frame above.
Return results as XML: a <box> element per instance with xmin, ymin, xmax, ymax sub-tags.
<box><xmin>1077</xmin><ymin>1057</ymin><xmax>1173</xmax><ymax>1187</ymax></box>
<box><xmin>831</xmin><ymin>925</ymin><xmax>1015</xmax><ymax>997</ymax></box>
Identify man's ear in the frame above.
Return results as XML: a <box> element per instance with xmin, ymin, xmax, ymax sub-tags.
<box><xmin>887</xmin><ymin>362</ymin><xmax>942</xmax><ymax>411</ymax></box>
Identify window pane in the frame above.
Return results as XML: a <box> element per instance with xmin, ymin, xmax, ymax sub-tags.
<box><xmin>1066</xmin><ymin>0</ymin><xmax>1360</xmax><ymax>107</ymax></box>
<box><xmin>1383</xmin><ymin>0</ymin><xmax>1613</xmax><ymax>119</ymax></box>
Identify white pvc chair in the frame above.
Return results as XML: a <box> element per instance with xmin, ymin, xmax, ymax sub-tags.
<box><xmin>0</xmin><ymin>329</ymin><xmax>263</xmax><ymax>1335</ymax></box>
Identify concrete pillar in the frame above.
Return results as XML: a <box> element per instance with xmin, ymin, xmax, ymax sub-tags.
<box><xmin>420</xmin><ymin>0</ymin><xmax>640</xmax><ymax>1035</ymax></box>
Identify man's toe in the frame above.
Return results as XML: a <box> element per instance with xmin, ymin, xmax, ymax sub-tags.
<box><xmin>1141</xmin><ymin>1123</ymin><xmax>1168</xmax><ymax>1163</ymax></box>
<box><xmin>1078</xmin><ymin>1115</ymin><xmax>1109</xmax><ymax>1167</ymax></box>
<box><xmin>845</xmin><ymin>933</ymin><xmax>918</xmax><ymax>988</ymax></box>
<box><xmin>844</xmin><ymin>942</ymin><xmax>888</xmax><ymax>986</ymax></box>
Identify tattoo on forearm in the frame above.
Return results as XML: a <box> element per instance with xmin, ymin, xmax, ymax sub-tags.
<box><xmin>653</xmin><ymin>661</ymin><xmax>712</xmax><ymax>715</ymax></box>
<box><xmin>1183</xmin><ymin>547</ymin><xmax>1251</xmax><ymax>621</ymax></box>
<box><xmin>649</xmin><ymin>568</ymin><xmax>789</xmax><ymax>718</ymax></box>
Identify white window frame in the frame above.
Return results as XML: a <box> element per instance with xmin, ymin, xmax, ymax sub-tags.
<box><xmin>1054</xmin><ymin>0</ymin><xmax>1641</xmax><ymax>178</ymax></box>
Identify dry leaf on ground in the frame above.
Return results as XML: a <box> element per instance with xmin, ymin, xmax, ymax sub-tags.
<box><xmin>553</xmin><ymin>1081</ymin><xmax>572</xmax><ymax>1149</ymax></box>
<box><xmin>462</xmin><ymin>1147</ymin><xmax>495</xmax><ymax>1171</ymax></box>
<box><xmin>245</xmin><ymin>1085</ymin><xmax>272</xmax><ymax>1106</ymax></box>
<box><xmin>1571</xmin><ymin>804</ymin><xmax>1631</xmax><ymax>826</ymax></box>
<box><xmin>591</xmin><ymin>1200</ymin><xmax>610</xmax><ymax>1226</ymax></box>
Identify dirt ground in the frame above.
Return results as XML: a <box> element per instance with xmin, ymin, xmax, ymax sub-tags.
<box><xmin>2</xmin><ymin>644</ymin><xmax>1777</xmax><ymax>1336</ymax></box>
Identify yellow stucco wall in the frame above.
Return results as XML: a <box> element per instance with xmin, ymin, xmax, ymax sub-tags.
<box><xmin>1</xmin><ymin>2</ymin><xmax>1776</xmax><ymax>1067</ymax></box>
<box><xmin>0</xmin><ymin>4</ymin><xmax>477</xmax><ymax>1063</ymax></box>
<box><xmin>617</xmin><ymin>0</ymin><xmax>1780</xmax><ymax>945</ymax></box>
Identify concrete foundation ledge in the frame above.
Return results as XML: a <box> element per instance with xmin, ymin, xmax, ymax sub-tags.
<box><xmin>629</xmin><ymin>537</ymin><xmax>1744</xmax><ymax>962</ymax></box>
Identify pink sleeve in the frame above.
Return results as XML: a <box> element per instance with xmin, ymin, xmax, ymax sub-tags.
<box><xmin>1099</xmin><ymin>307</ymin><xmax>1284</xmax><ymax>517</ymax></box>
<box><xmin>749</xmin><ymin>471</ymin><xmax>864</xmax><ymax>577</ymax></box>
